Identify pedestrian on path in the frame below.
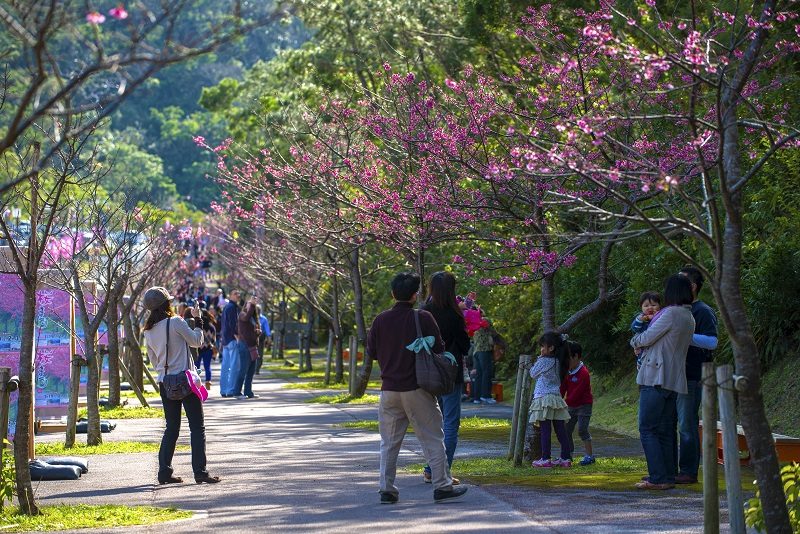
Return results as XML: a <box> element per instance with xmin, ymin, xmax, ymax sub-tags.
<box><xmin>235</xmin><ymin>294</ymin><xmax>261</xmax><ymax>399</ymax></box>
<box><xmin>676</xmin><ymin>266</ymin><xmax>718</xmax><ymax>485</ymax></box>
<box><xmin>630</xmin><ymin>274</ymin><xmax>695</xmax><ymax>490</ymax></box>
<box><xmin>366</xmin><ymin>272</ymin><xmax>468</xmax><ymax>504</ymax></box>
<box><xmin>142</xmin><ymin>286</ymin><xmax>220</xmax><ymax>485</ymax></box>
<box><xmin>421</xmin><ymin>271</ymin><xmax>470</xmax><ymax>480</ymax></box>
<box><xmin>219</xmin><ymin>289</ymin><xmax>243</xmax><ymax>397</ymax></box>
<box><xmin>529</xmin><ymin>332</ymin><xmax>573</xmax><ymax>468</ymax></box>
<box><xmin>470</xmin><ymin>317</ymin><xmax>495</xmax><ymax>404</ymax></box>
<box><xmin>560</xmin><ymin>341</ymin><xmax>595</xmax><ymax>465</ymax></box>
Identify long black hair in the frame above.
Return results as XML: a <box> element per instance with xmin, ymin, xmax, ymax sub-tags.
<box><xmin>663</xmin><ymin>274</ymin><xmax>693</xmax><ymax>307</ymax></box>
<box><xmin>144</xmin><ymin>300</ymin><xmax>173</xmax><ymax>331</ymax></box>
<box><xmin>538</xmin><ymin>331</ymin><xmax>570</xmax><ymax>381</ymax></box>
<box><xmin>427</xmin><ymin>271</ymin><xmax>464</xmax><ymax>323</ymax></box>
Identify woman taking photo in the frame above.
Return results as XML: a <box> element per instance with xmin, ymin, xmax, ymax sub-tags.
<box><xmin>630</xmin><ymin>274</ymin><xmax>695</xmax><ymax>490</ymax></box>
<box><xmin>421</xmin><ymin>271</ymin><xmax>470</xmax><ymax>483</ymax></box>
<box><xmin>143</xmin><ymin>286</ymin><xmax>220</xmax><ymax>485</ymax></box>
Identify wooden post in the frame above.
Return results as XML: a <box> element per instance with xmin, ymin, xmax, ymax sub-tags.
<box><xmin>142</xmin><ymin>360</ymin><xmax>158</xmax><ymax>391</ymax></box>
<box><xmin>702</xmin><ymin>362</ymin><xmax>719</xmax><ymax>534</ymax></box>
<box><xmin>324</xmin><ymin>329</ymin><xmax>333</xmax><ymax>386</ymax></box>
<box><xmin>716</xmin><ymin>365</ymin><xmax>745</xmax><ymax>534</ymax></box>
<box><xmin>348</xmin><ymin>335</ymin><xmax>358</xmax><ymax>396</ymax></box>
<box><xmin>508</xmin><ymin>354</ymin><xmax>527</xmax><ymax>460</ymax></box>
<box><xmin>0</xmin><ymin>368</ymin><xmax>13</xmax><ymax>467</ymax></box>
<box><xmin>513</xmin><ymin>354</ymin><xmax>533</xmax><ymax>466</ymax></box>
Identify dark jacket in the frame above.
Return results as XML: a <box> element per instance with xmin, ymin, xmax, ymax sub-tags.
<box><xmin>422</xmin><ymin>302</ymin><xmax>470</xmax><ymax>384</ymax></box>
<box><xmin>238</xmin><ymin>302</ymin><xmax>260</xmax><ymax>348</ymax></box>
<box><xmin>220</xmin><ymin>301</ymin><xmax>239</xmax><ymax>346</ymax></box>
<box><xmin>686</xmin><ymin>300</ymin><xmax>717</xmax><ymax>382</ymax></box>
<box><xmin>367</xmin><ymin>301</ymin><xmax>444</xmax><ymax>391</ymax></box>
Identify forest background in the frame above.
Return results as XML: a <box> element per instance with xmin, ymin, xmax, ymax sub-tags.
<box><xmin>79</xmin><ymin>0</ymin><xmax>799</xmax><ymax>437</ymax></box>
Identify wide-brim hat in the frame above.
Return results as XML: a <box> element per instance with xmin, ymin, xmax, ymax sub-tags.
<box><xmin>143</xmin><ymin>286</ymin><xmax>173</xmax><ymax>311</ymax></box>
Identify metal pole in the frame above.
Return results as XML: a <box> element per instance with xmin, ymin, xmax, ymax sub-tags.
<box><xmin>716</xmin><ymin>364</ymin><xmax>745</xmax><ymax>534</ymax></box>
<box><xmin>702</xmin><ymin>362</ymin><xmax>719</xmax><ymax>534</ymax></box>
<box><xmin>348</xmin><ymin>335</ymin><xmax>358</xmax><ymax>396</ymax></box>
<box><xmin>508</xmin><ymin>354</ymin><xmax>527</xmax><ymax>460</ymax></box>
<box><xmin>513</xmin><ymin>354</ymin><xmax>533</xmax><ymax>466</ymax></box>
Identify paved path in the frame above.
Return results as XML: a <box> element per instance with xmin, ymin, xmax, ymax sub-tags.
<box><xmin>32</xmin><ymin>367</ymin><xmax>733</xmax><ymax>533</ymax></box>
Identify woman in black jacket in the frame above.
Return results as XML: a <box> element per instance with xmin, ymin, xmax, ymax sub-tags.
<box><xmin>421</xmin><ymin>271</ymin><xmax>470</xmax><ymax>482</ymax></box>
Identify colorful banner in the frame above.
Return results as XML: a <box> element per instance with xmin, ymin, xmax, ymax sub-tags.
<box><xmin>34</xmin><ymin>287</ymin><xmax>72</xmax><ymax>420</ymax></box>
<box><xmin>0</xmin><ymin>273</ymin><xmax>25</xmax><ymax>440</ymax></box>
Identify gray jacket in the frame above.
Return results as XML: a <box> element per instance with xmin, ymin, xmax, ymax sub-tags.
<box><xmin>631</xmin><ymin>305</ymin><xmax>695</xmax><ymax>394</ymax></box>
<box><xmin>144</xmin><ymin>316</ymin><xmax>204</xmax><ymax>382</ymax></box>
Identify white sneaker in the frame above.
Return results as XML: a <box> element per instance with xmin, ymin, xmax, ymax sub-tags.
<box><xmin>235</xmin><ymin>395</ymin><xmax>248</xmax><ymax>400</ymax></box>
<box><xmin>480</xmin><ymin>397</ymin><xmax>497</xmax><ymax>404</ymax></box>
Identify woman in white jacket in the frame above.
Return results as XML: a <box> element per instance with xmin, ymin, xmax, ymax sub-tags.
<box><xmin>143</xmin><ymin>287</ymin><xmax>220</xmax><ymax>485</ymax></box>
<box><xmin>630</xmin><ymin>274</ymin><xmax>695</xmax><ymax>490</ymax></box>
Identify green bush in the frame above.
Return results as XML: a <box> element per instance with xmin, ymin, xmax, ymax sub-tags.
<box><xmin>745</xmin><ymin>462</ymin><xmax>800</xmax><ymax>533</ymax></box>
<box><xmin>0</xmin><ymin>441</ymin><xmax>14</xmax><ymax>512</ymax></box>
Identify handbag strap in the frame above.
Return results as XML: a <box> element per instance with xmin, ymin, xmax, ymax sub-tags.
<box><xmin>412</xmin><ymin>310</ymin><xmax>431</xmax><ymax>355</ymax></box>
<box><xmin>164</xmin><ymin>317</ymin><xmax>170</xmax><ymax>374</ymax></box>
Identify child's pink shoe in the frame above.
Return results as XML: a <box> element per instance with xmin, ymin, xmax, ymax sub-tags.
<box><xmin>553</xmin><ymin>458</ymin><xmax>573</xmax><ymax>468</ymax></box>
<box><xmin>532</xmin><ymin>458</ymin><xmax>554</xmax><ymax>468</ymax></box>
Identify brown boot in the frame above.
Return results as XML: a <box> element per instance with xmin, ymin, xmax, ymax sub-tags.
<box><xmin>205</xmin><ymin>381</ymin><xmax>212</xmax><ymax>390</ymax></box>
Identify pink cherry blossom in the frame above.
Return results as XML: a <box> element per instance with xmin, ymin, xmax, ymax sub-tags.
<box><xmin>109</xmin><ymin>5</ymin><xmax>129</xmax><ymax>20</ymax></box>
<box><xmin>86</xmin><ymin>12</ymin><xmax>106</xmax><ymax>24</ymax></box>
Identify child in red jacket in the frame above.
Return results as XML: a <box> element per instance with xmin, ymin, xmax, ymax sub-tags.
<box><xmin>560</xmin><ymin>341</ymin><xmax>595</xmax><ymax>465</ymax></box>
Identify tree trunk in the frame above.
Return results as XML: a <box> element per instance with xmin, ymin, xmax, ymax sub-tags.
<box><xmin>106</xmin><ymin>293</ymin><xmax>121</xmax><ymax>408</ymax></box>
<box><xmin>14</xmin><ymin>285</ymin><xmax>39</xmax><ymax>515</ymax></box>
<box><xmin>122</xmin><ymin>310</ymin><xmax>144</xmax><ymax>391</ymax></box>
<box><xmin>415</xmin><ymin>245</ymin><xmax>426</xmax><ymax>304</ymax></box>
<box><xmin>717</xmin><ymin>66</ymin><xmax>790</xmax><ymax>531</ymax></box>
<box><xmin>540</xmin><ymin>272</ymin><xmax>556</xmax><ymax>332</ymax></box>
<box><xmin>350</xmin><ymin>248</ymin><xmax>373</xmax><ymax>397</ymax></box>
<box><xmin>331</xmin><ymin>275</ymin><xmax>344</xmax><ymax>383</ymax></box>
<box><xmin>84</xmin><ymin>342</ymin><xmax>103</xmax><ymax>446</ymax></box>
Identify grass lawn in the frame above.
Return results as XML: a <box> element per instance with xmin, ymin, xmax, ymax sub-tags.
<box><xmin>283</xmin><ymin>379</ymin><xmax>381</xmax><ymax>391</ymax></box>
<box><xmin>306</xmin><ymin>393</ymin><xmax>380</xmax><ymax>405</ymax></box>
<box><xmin>35</xmin><ymin>441</ymin><xmax>188</xmax><ymax>456</ymax></box>
<box><xmin>78</xmin><ymin>406</ymin><xmax>163</xmax><ymax>419</ymax></box>
<box><xmin>100</xmin><ymin>389</ymin><xmax>159</xmax><ymax>401</ymax></box>
<box><xmin>0</xmin><ymin>505</ymin><xmax>192</xmax><ymax>532</ymax></box>
<box><xmin>402</xmin><ymin>455</ymin><xmax>755</xmax><ymax>493</ymax></box>
<box><xmin>337</xmin><ymin>416</ymin><xmax>511</xmax><ymax>441</ymax></box>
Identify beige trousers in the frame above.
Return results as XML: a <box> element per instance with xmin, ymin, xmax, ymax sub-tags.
<box><xmin>379</xmin><ymin>388</ymin><xmax>453</xmax><ymax>495</ymax></box>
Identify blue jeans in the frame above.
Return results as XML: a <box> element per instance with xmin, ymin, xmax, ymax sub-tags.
<box><xmin>195</xmin><ymin>349</ymin><xmax>213</xmax><ymax>383</ymax></box>
<box><xmin>677</xmin><ymin>379</ymin><xmax>702</xmax><ymax>477</ymax></box>
<box><xmin>232</xmin><ymin>342</ymin><xmax>252</xmax><ymax>396</ymax></box>
<box><xmin>472</xmin><ymin>351</ymin><xmax>493</xmax><ymax>400</ymax></box>
<box><xmin>638</xmin><ymin>386</ymin><xmax>677</xmax><ymax>484</ymax></box>
<box><xmin>219</xmin><ymin>340</ymin><xmax>242</xmax><ymax>396</ymax></box>
<box><xmin>439</xmin><ymin>388</ymin><xmax>462</xmax><ymax>467</ymax></box>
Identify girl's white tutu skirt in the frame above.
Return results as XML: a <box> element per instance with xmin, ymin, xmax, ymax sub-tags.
<box><xmin>528</xmin><ymin>393</ymin><xmax>570</xmax><ymax>422</ymax></box>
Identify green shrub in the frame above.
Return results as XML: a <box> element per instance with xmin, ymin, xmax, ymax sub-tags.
<box><xmin>745</xmin><ymin>462</ymin><xmax>800</xmax><ymax>533</ymax></box>
<box><xmin>0</xmin><ymin>441</ymin><xmax>14</xmax><ymax>512</ymax></box>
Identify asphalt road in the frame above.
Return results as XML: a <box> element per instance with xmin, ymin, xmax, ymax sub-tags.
<box><xmin>32</xmin><ymin>367</ymin><xmax>734</xmax><ymax>533</ymax></box>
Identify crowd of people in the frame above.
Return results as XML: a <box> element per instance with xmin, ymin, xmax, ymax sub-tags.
<box><xmin>367</xmin><ymin>265</ymin><xmax>716</xmax><ymax>503</ymax></box>
<box><xmin>140</xmin><ymin>262</ymin><xmax>715</xmax><ymax>496</ymax></box>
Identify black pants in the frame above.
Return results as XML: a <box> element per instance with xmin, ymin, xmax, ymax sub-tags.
<box><xmin>158</xmin><ymin>384</ymin><xmax>208</xmax><ymax>480</ymax></box>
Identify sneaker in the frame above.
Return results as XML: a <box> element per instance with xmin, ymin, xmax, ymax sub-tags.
<box><xmin>531</xmin><ymin>458</ymin><xmax>554</xmax><ymax>468</ymax></box>
<box><xmin>246</xmin><ymin>394</ymin><xmax>260</xmax><ymax>399</ymax></box>
<box><xmin>452</xmin><ymin>477</ymin><xmax>460</xmax><ymax>485</ymax></box>
<box><xmin>554</xmin><ymin>458</ymin><xmax>572</xmax><ymax>468</ymax></box>
<box><xmin>472</xmin><ymin>399</ymin><xmax>481</xmax><ymax>404</ymax></box>
<box><xmin>423</xmin><ymin>469</ymin><xmax>432</xmax><ymax>483</ymax></box>
<box><xmin>433</xmin><ymin>486</ymin><xmax>468</xmax><ymax>502</ymax></box>
<box><xmin>235</xmin><ymin>395</ymin><xmax>248</xmax><ymax>400</ymax></box>
<box><xmin>674</xmin><ymin>474</ymin><xmax>698</xmax><ymax>484</ymax></box>
<box><xmin>579</xmin><ymin>455</ymin><xmax>596</xmax><ymax>466</ymax></box>
<box><xmin>480</xmin><ymin>397</ymin><xmax>497</xmax><ymax>404</ymax></box>
<box><xmin>380</xmin><ymin>491</ymin><xmax>398</xmax><ymax>504</ymax></box>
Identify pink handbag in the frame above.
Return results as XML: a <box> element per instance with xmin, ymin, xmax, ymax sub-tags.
<box><xmin>186</xmin><ymin>368</ymin><xmax>209</xmax><ymax>402</ymax></box>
